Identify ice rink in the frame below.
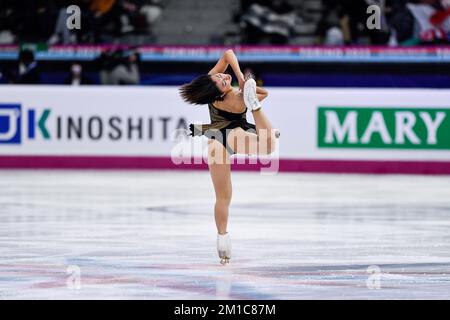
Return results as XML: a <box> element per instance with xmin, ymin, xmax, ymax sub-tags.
<box><xmin>0</xmin><ymin>170</ymin><xmax>449</xmax><ymax>299</ymax></box>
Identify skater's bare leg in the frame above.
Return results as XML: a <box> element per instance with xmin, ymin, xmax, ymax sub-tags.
<box><xmin>252</xmin><ymin>108</ymin><xmax>276</xmax><ymax>153</ymax></box>
<box><xmin>208</xmin><ymin>140</ymin><xmax>232</xmax><ymax>235</ymax></box>
<box><xmin>227</xmin><ymin>108</ymin><xmax>276</xmax><ymax>155</ymax></box>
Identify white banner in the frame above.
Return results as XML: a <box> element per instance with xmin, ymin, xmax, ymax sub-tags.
<box><xmin>1</xmin><ymin>85</ymin><xmax>450</xmax><ymax>162</ymax></box>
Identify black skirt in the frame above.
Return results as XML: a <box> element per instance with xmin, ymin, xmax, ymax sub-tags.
<box><xmin>189</xmin><ymin>104</ymin><xmax>256</xmax><ymax>154</ymax></box>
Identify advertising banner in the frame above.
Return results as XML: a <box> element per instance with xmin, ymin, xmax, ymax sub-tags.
<box><xmin>1</xmin><ymin>86</ymin><xmax>449</xmax><ymax>173</ymax></box>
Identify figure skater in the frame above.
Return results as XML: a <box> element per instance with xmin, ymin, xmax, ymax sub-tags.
<box><xmin>179</xmin><ymin>49</ymin><xmax>277</xmax><ymax>264</ymax></box>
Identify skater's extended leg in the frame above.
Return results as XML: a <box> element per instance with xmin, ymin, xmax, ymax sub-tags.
<box><xmin>251</xmin><ymin>108</ymin><xmax>276</xmax><ymax>153</ymax></box>
<box><xmin>208</xmin><ymin>140</ymin><xmax>233</xmax><ymax>264</ymax></box>
<box><xmin>227</xmin><ymin>78</ymin><xmax>276</xmax><ymax>155</ymax></box>
<box><xmin>208</xmin><ymin>140</ymin><xmax>232</xmax><ymax>235</ymax></box>
<box><xmin>227</xmin><ymin>108</ymin><xmax>276</xmax><ymax>156</ymax></box>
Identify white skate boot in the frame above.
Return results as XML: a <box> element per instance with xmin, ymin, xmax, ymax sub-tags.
<box><xmin>243</xmin><ymin>78</ymin><xmax>281</xmax><ymax>139</ymax></box>
<box><xmin>243</xmin><ymin>78</ymin><xmax>262</xmax><ymax>112</ymax></box>
<box><xmin>217</xmin><ymin>233</ymin><xmax>231</xmax><ymax>265</ymax></box>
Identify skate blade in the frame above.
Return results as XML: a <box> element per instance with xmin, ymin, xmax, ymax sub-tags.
<box><xmin>275</xmin><ymin>129</ymin><xmax>280</xmax><ymax>138</ymax></box>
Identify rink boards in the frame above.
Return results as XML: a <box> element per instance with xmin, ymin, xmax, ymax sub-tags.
<box><xmin>0</xmin><ymin>85</ymin><xmax>449</xmax><ymax>173</ymax></box>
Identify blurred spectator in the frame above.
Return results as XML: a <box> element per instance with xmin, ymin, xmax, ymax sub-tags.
<box><xmin>48</xmin><ymin>1</ymin><xmax>79</xmax><ymax>45</ymax></box>
<box><xmin>88</xmin><ymin>0</ymin><xmax>154</xmax><ymax>43</ymax></box>
<box><xmin>390</xmin><ymin>0</ymin><xmax>450</xmax><ymax>45</ymax></box>
<box><xmin>2</xmin><ymin>0</ymin><xmax>159</xmax><ymax>45</ymax></box>
<box><xmin>48</xmin><ymin>0</ymin><xmax>93</xmax><ymax>45</ymax></box>
<box><xmin>240</xmin><ymin>0</ymin><xmax>297</xmax><ymax>44</ymax></box>
<box><xmin>98</xmin><ymin>49</ymin><xmax>140</xmax><ymax>85</ymax></box>
<box><xmin>324</xmin><ymin>26</ymin><xmax>345</xmax><ymax>45</ymax></box>
<box><xmin>318</xmin><ymin>0</ymin><xmax>390</xmax><ymax>45</ymax></box>
<box><xmin>13</xmin><ymin>49</ymin><xmax>41</xmax><ymax>84</ymax></box>
<box><xmin>387</xmin><ymin>0</ymin><xmax>415</xmax><ymax>43</ymax></box>
<box><xmin>140</xmin><ymin>0</ymin><xmax>163</xmax><ymax>26</ymax></box>
<box><xmin>89</xmin><ymin>0</ymin><xmax>123</xmax><ymax>42</ymax></box>
<box><xmin>15</xmin><ymin>0</ymin><xmax>57</xmax><ymax>43</ymax></box>
<box><xmin>0</xmin><ymin>0</ymin><xmax>17</xmax><ymax>44</ymax></box>
<box><xmin>317</xmin><ymin>0</ymin><xmax>450</xmax><ymax>46</ymax></box>
<box><xmin>97</xmin><ymin>49</ymin><xmax>120</xmax><ymax>83</ymax></box>
<box><xmin>431</xmin><ymin>1</ymin><xmax>450</xmax><ymax>26</ymax></box>
<box><xmin>64</xmin><ymin>62</ymin><xmax>94</xmax><ymax>85</ymax></box>
<box><xmin>1</xmin><ymin>0</ymin><xmax>449</xmax><ymax>48</ymax></box>
<box><xmin>317</xmin><ymin>0</ymin><xmax>342</xmax><ymax>44</ymax></box>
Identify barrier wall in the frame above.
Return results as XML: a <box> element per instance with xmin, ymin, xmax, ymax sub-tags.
<box><xmin>1</xmin><ymin>86</ymin><xmax>450</xmax><ymax>174</ymax></box>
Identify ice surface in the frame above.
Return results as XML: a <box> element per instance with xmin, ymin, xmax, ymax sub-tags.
<box><xmin>0</xmin><ymin>170</ymin><xmax>449</xmax><ymax>299</ymax></box>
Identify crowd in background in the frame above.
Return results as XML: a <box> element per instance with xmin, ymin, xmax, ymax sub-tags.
<box><xmin>0</xmin><ymin>48</ymin><xmax>141</xmax><ymax>85</ymax></box>
<box><xmin>236</xmin><ymin>0</ymin><xmax>298</xmax><ymax>44</ymax></box>
<box><xmin>317</xmin><ymin>0</ymin><xmax>450</xmax><ymax>46</ymax></box>
<box><xmin>0</xmin><ymin>0</ymin><xmax>449</xmax><ymax>46</ymax></box>
<box><xmin>1</xmin><ymin>0</ymin><xmax>450</xmax><ymax>86</ymax></box>
<box><xmin>235</xmin><ymin>0</ymin><xmax>450</xmax><ymax>45</ymax></box>
<box><xmin>0</xmin><ymin>0</ymin><xmax>163</xmax><ymax>44</ymax></box>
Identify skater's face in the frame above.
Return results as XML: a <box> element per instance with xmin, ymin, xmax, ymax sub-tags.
<box><xmin>211</xmin><ymin>73</ymin><xmax>232</xmax><ymax>93</ymax></box>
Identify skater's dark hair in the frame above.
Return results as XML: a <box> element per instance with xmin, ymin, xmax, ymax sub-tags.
<box><xmin>179</xmin><ymin>75</ymin><xmax>225</xmax><ymax>105</ymax></box>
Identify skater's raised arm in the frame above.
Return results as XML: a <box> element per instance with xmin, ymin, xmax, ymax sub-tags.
<box><xmin>208</xmin><ymin>49</ymin><xmax>245</xmax><ymax>91</ymax></box>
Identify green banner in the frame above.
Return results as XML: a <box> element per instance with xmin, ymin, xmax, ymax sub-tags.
<box><xmin>318</xmin><ymin>107</ymin><xmax>450</xmax><ymax>149</ymax></box>
<box><xmin>19</xmin><ymin>42</ymin><xmax>48</xmax><ymax>52</ymax></box>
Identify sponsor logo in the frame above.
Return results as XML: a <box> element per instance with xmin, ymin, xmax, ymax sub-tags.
<box><xmin>0</xmin><ymin>103</ymin><xmax>187</xmax><ymax>145</ymax></box>
<box><xmin>0</xmin><ymin>104</ymin><xmax>21</xmax><ymax>144</ymax></box>
<box><xmin>318</xmin><ymin>107</ymin><xmax>450</xmax><ymax>149</ymax></box>
<box><xmin>28</xmin><ymin>109</ymin><xmax>51</xmax><ymax>140</ymax></box>
<box><xmin>0</xmin><ymin>104</ymin><xmax>52</xmax><ymax>144</ymax></box>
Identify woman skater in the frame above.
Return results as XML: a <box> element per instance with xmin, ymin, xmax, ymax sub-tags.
<box><xmin>179</xmin><ymin>49</ymin><xmax>277</xmax><ymax>265</ymax></box>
